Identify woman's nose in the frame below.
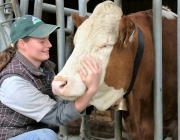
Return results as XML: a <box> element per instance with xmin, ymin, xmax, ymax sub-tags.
<box><xmin>47</xmin><ymin>39</ymin><xmax>52</xmax><ymax>48</ymax></box>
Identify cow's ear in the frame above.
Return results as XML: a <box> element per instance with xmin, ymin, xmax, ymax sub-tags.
<box><xmin>71</xmin><ymin>13</ymin><xmax>86</xmax><ymax>27</ymax></box>
<box><xmin>118</xmin><ymin>16</ymin><xmax>136</xmax><ymax>47</ymax></box>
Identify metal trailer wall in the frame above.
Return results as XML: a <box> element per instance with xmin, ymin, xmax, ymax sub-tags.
<box><xmin>0</xmin><ymin>0</ymin><xmax>178</xmax><ymax>140</ymax></box>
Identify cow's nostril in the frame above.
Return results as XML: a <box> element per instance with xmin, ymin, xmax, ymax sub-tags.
<box><xmin>60</xmin><ymin>81</ymin><xmax>67</xmax><ymax>87</ymax></box>
<box><xmin>54</xmin><ymin>75</ymin><xmax>68</xmax><ymax>88</ymax></box>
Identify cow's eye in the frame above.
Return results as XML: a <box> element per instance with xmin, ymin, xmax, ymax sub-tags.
<box><xmin>105</xmin><ymin>45</ymin><xmax>113</xmax><ymax>48</ymax></box>
<box><xmin>98</xmin><ymin>46</ymin><xmax>105</xmax><ymax>51</ymax></box>
<box><xmin>97</xmin><ymin>45</ymin><xmax>113</xmax><ymax>51</ymax></box>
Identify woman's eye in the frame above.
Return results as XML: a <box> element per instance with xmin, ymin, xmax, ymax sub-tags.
<box><xmin>40</xmin><ymin>41</ymin><xmax>44</xmax><ymax>43</ymax></box>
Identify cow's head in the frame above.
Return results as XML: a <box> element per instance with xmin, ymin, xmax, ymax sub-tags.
<box><xmin>52</xmin><ymin>1</ymin><xmax>138</xmax><ymax>111</ymax></box>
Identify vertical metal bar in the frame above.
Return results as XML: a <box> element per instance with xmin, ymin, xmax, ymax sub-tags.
<box><xmin>78</xmin><ymin>0</ymin><xmax>88</xmax><ymax>16</ymax></box>
<box><xmin>81</xmin><ymin>115</ymin><xmax>90</xmax><ymax>139</ymax></box>
<box><xmin>11</xmin><ymin>0</ymin><xmax>21</xmax><ymax>17</ymax></box>
<box><xmin>56</xmin><ymin>0</ymin><xmax>66</xmax><ymax>71</ymax></box>
<box><xmin>4</xmin><ymin>0</ymin><xmax>13</xmax><ymax>24</ymax></box>
<box><xmin>56</xmin><ymin>1</ymin><xmax>67</xmax><ymax>138</ymax></box>
<box><xmin>178</xmin><ymin>1</ymin><xmax>180</xmax><ymax>139</ymax></box>
<box><xmin>114</xmin><ymin>0</ymin><xmax>122</xmax><ymax>8</ymax></box>
<box><xmin>58</xmin><ymin>125</ymin><xmax>68</xmax><ymax>140</ymax></box>
<box><xmin>20</xmin><ymin>0</ymin><xmax>29</xmax><ymax>15</ymax></box>
<box><xmin>114</xmin><ymin>111</ymin><xmax>121</xmax><ymax>140</ymax></box>
<box><xmin>33</xmin><ymin>0</ymin><xmax>43</xmax><ymax>19</ymax></box>
<box><xmin>153</xmin><ymin>0</ymin><xmax>163</xmax><ymax>140</ymax></box>
<box><xmin>65</xmin><ymin>16</ymin><xmax>74</xmax><ymax>61</ymax></box>
<box><xmin>0</xmin><ymin>0</ymin><xmax>12</xmax><ymax>51</ymax></box>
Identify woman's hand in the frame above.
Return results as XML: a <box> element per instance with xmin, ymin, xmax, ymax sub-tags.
<box><xmin>75</xmin><ymin>56</ymin><xmax>102</xmax><ymax>112</ymax></box>
<box><xmin>78</xmin><ymin>56</ymin><xmax>102</xmax><ymax>94</ymax></box>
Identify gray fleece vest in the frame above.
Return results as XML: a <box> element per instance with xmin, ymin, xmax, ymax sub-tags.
<box><xmin>0</xmin><ymin>52</ymin><xmax>56</xmax><ymax>140</ymax></box>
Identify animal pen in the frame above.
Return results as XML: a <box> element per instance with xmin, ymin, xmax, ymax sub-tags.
<box><xmin>0</xmin><ymin>0</ymin><xmax>178</xmax><ymax>140</ymax></box>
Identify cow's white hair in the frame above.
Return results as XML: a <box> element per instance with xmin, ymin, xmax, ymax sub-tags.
<box><xmin>162</xmin><ymin>6</ymin><xmax>177</xmax><ymax>20</ymax></box>
<box><xmin>74</xmin><ymin>1</ymin><xmax>123</xmax><ymax>49</ymax></box>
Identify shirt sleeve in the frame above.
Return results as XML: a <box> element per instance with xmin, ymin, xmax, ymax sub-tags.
<box><xmin>41</xmin><ymin>100</ymin><xmax>85</xmax><ymax>126</ymax></box>
<box><xmin>0</xmin><ymin>76</ymin><xmax>57</xmax><ymax>122</ymax></box>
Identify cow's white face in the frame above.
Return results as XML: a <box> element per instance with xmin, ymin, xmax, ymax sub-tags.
<box><xmin>54</xmin><ymin>1</ymin><xmax>125</xmax><ymax>111</ymax></box>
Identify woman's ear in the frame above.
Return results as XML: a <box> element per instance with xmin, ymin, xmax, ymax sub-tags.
<box><xmin>17</xmin><ymin>39</ymin><xmax>26</xmax><ymax>51</ymax></box>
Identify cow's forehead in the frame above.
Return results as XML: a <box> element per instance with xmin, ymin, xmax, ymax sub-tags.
<box><xmin>74</xmin><ymin>1</ymin><xmax>123</xmax><ymax>49</ymax></box>
<box><xmin>91</xmin><ymin>1</ymin><xmax>123</xmax><ymax>18</ymax></box>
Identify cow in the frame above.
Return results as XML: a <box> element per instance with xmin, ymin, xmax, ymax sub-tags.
<box><xmin>52</xmin><ymin>1</ymin><xmax>177</xmax><ymax>139</ymax></box>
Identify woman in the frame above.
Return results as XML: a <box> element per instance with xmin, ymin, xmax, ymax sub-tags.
<box><xmin>0</xmin><ymin>15</ymin><xmax>102</xmax><ymax>140</ymax></box>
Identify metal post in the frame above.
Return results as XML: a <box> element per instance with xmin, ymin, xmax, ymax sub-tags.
<box><xmin>78</xmin><ymin>0</ymin><xmax>88</xmax><ymax>16</ymax></box>
<box><xmin>114</xmin><ymin>111</ymin><xmax>122</xmax><ymax>140</ymax></box>
<box><xmin>178</xmin><ymin>1</ymin><xmax>180</xmax><ymax>139</ymax></box>
<box><xmin>55</xmin><ymin>1</ymin><xmax>67</xmax><ymax>138</ymax></box>
<box><xmin>153</xmin><ymin>0</ymin><xmax>163</xmax><ymax>140</ymax></box>
<box><xmin>114</xmin><ymin>0</ymin><xmax>122</xmax><ymax>8</ymax></box>
<box><xmin>11</xmin><ymin>0</ymin><xmax>21</xmax><ymax>17</ymax></box>
<box><xmin>56</xmin><ymin>0</ymin><xmax>66</xmax><ymax>71</ymax></box>
<box><xmin>58</xmin><ymin>126</ymin><xmax>68</xmax><ymax>140</ymax></box>
<box><xmin>33</xmin><ymin>0</ymin><xmax>43</xmax><ymax>19</ymax></box>
<box><xmin>0</xmin><ymin>0</ymin><xmax>13</xmax><ymax>51</ymax></box>
<box><xmin>81</xmin><ymin>115</ymin><xmax>90</xmax><ymax>140</ymax></box>
<box><xmin>20</xmin><ymin>0</ymin><xmax>29</xmax><ymax>15</ymax></box>
<box><xmin>4</xmin><ymin>0</ymin><xmax>13</xmax><ymax>25</ymax></box>
<box><xmin>65</xmin><ymin>16</ymin><xmax>74</xmax><ymax>61</ymax></box>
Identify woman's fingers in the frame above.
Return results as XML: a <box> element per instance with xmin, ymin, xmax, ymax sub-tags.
<box><xmin>82</xmin><ymin>57</ymin><xmax>94</xmax><ymax>75</ymax></box>
<box><xmin>91</xmin><ymin>56</ymin><xmax>102</xmax><ymax>72</ymax></box>
<box><xmin>81</xmin><ymin>56</ymin><xmax>101</xmax><ymax>75</ymax></box>
<box><xmin>78</xmin><ymin>56</ymin><xmax>102</xmax><ymax>92</ymax></box>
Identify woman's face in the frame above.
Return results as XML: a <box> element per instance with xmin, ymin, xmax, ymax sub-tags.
<box><xmin>18</xmin><ymin>36</ymin><xmax>52</xmax><ymax>67</ymax></box>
